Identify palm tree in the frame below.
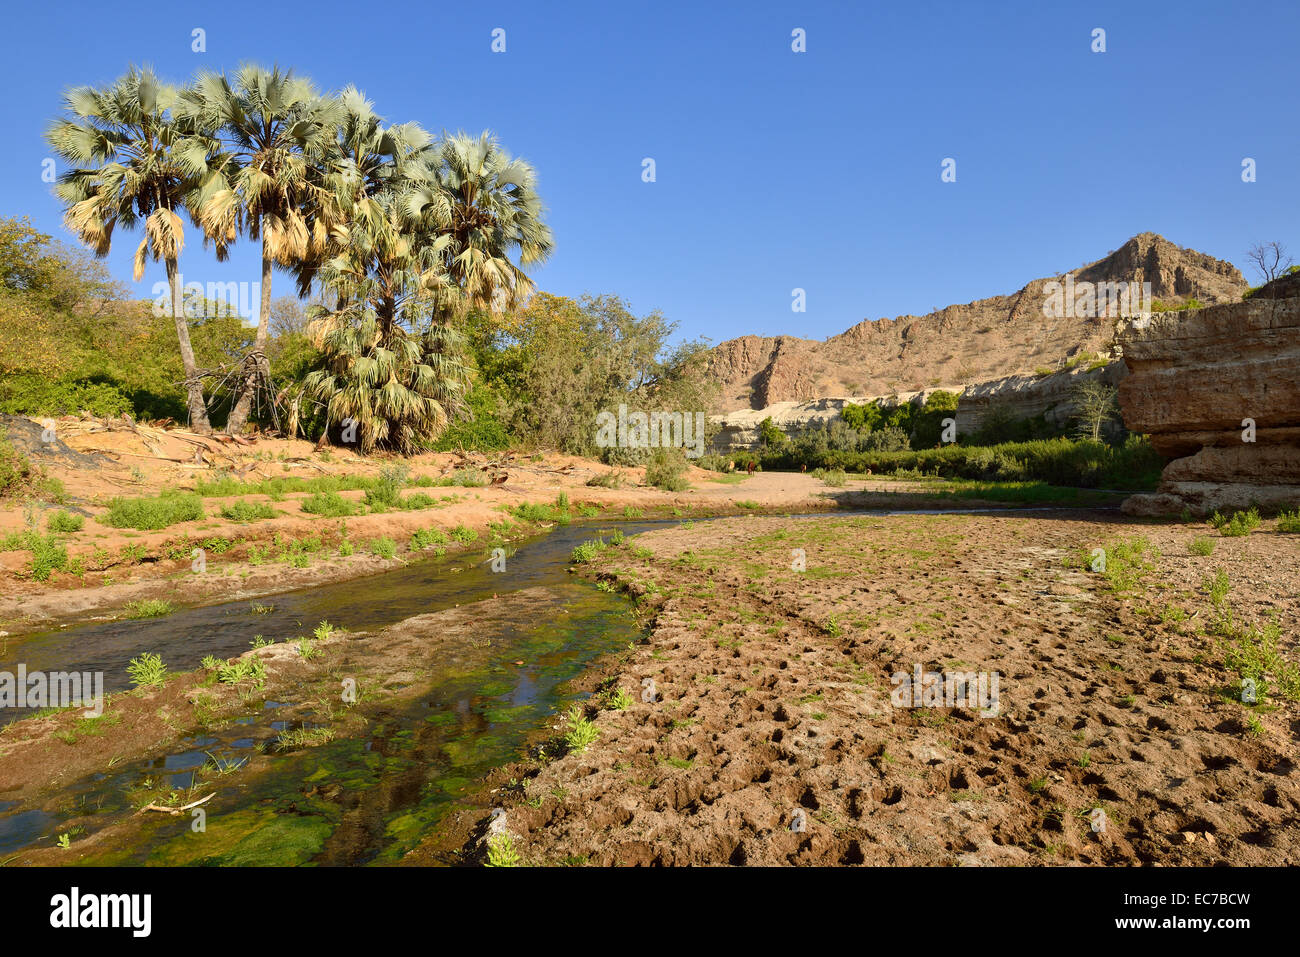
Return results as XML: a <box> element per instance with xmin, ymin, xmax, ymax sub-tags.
<box><xmin>46</xmin><ymin>66</ymin><xmax>222</xmax><ymax>430</ymax></box>
<box><xmin>304</xmin><ymin>180</ymin><xmax>468</xmax><ymax>453</ymax></box>
<box><xmin>415</xmin><ymin>131</ymin><xmax>554</xmax><ymax>319</ymax></box>
<box><xmin>179</xmin><ymin>64</ymin><xmax>338</xmax><ymax>434</ymax></box>
<box><xmin>296</xmin><ymin>93</ymin><xmax>477</xmax><ymax>453</ymax></box>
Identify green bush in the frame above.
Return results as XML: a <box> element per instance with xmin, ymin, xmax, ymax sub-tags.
<box><xmin>28</xmin><ymin>534</ymin><xmax>69</xmax><ymax>581</ymax></box>
<box><xmin>0</xmin><ymin>433</ymin><xmax>34</xmax><ymax>498</ymax></box>
<box><xmin>219</xmin><ymin>499</ymin><xmax>276</xmax><ymax>522</ymax></box>
<box><xmin>47</xmin><ymin>510</ymin><xmax>84</xmax><ymax>533</ymax></box>
<box><xmin>126</xmin><ymin>652</ymin><xmax>167</xmax><ymax>688</ymax></box>
<box><xmin>410</xmin><ymin>527</ymin><xmax>449</xmax><ymax>550</ymax></box>
<box><xmin>368</xmin><ymin>536</ymin><xmax>397</xmax><ymax>559</ymax></box>
<box><xmin>811</xmin><ymin>467</ymin><xmax>847</xmax><ymax>487</ymax></box>
<box><xmin>0</xmin><ymin>374</ymin><xmax>134</xmax><ymax>418</ymax></box>
<box><xmin>759</xmin><ymin>435</ymin><xmax>1163</xmax><ymax>490</ymax></box>
<box><xmin>103</xmin><ymin>493</ymin><xmax>204</xmax><ymax>530</ymax></box>
<box><xmin>1274</xmin><ymin>510</ymin><xmax>1300</xmax><ymax>533</ymax></box>
<box><xmin>300</xmin><ymin>491</ymin><xmax>360</xmax><ymax>517</ymax></box>
<box><xmin>1210</xmin><ymin>507</ymin><xmax>1261</xmax><ymax>537</ymax></box>
<box><xmin>643</xmin><ymin>448</ymin><xmax>690</xmax><ymax>491</ymax></box>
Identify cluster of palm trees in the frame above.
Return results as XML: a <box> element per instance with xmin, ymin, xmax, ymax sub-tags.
<box><xmin>46</xmin><ymin>64</ymin><xmax>552</xmax><ymax>451</ymax></box>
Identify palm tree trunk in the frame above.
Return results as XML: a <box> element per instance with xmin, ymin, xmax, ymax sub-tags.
<box><xmin>226</xmin><ymin>242</ymin><xmax>273</xmax><ymax>434</ymax></box>
<box><xmin>168</xmin><ymin>259</ymin><xmax>211</xmax><ymax>432</ymax></box>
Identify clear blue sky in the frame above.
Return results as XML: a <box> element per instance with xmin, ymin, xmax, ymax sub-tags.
<box><xmin>4</xmin><ymin>0</ymin><xmax>1296</xmax><ymax>344</ymax></box>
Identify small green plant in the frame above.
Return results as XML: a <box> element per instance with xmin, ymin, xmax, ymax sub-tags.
<box><xmin>125</xmin><ymin>598</ymin><xmax>174</xmax><ymax>619</ymax></box>
<box><xmin>297</xmin><ymin>638</ymin><xmax>322</xmax><ymax>660</ymax></box>
<box><xmin>563</xmin><ymin>705</ymin><xmax>600</xmax><ymax>753</ymax></box>
<box><xmin>1276</xmin><ymin>510</ymin><xmax>1300</xmax><ymax>533</ymax></box>
<box><xmin>47</xmin><ymin>510</ymin><xmax>84</xmax><ymax>533</ymax></box>
<box><xmin>126</xmin><ymin>652</ymin><xmax>167</xmax><ymax>688</ymax></box>
<box><xmin>570</xmin><ymin>538</ymin><xmax>606</xmax><ymax>564</ymax></box>
<box><xmin>1203</xmin><ymin>568</ymin><xmax>1231</xmax><ymax>609</ymax></box>
<box><xmin>368</xmin><ymin>536</ymin><xmax>397</xmax><ymax>559</ymax></box>
<box><xmin>485</xmin><ymin>832</ymin><xmax>520</xmax><ymax>867</ymax></box>
<box><xmin>27</xmin><ymin>535</ymin><xmax>69</xmax><ymax>581</ymax></box>
<box><xmin>604</xmin><ymin>687</ymin><xmax>634</xmax><ymax>710</ymax></box>
<box><xmin>217</xmin><ymin>657</ymin><xmax>267</xmax><ymax>689</ymax></box>
<box><xmin>1211</xmin><ymin>507</ymin><xmax>1261</xmax><ymax>537</ymax></box>
<box><xmin>450</xmin><ymin>524</ymin><xmax>477</xmax><ymax>544</ymax></box>
<box><xmin>56</xmin><ymin>833</ymin><xmax>71</xmax><ymax>849</ymax></box>
<box><xmin>410</xmin><ymin>527</ymin><xmax>449</xmax><ymax>550</ymax></box>
<box><xmin>313</xmin><ymin>620</ymin><xmax>337</xmax><ymax>640</ymax></box>
<box><xmin>1189</xmin><ymin>536</ymin><xmax>1215</xmax><ymax>556</ymax></box>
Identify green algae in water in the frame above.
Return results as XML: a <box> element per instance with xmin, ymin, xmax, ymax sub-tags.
<box><xmin>147</xmin><ymin>808</ymin><xmax>335</xmax><ymax>867</ymax></box>
<box><xmin>23</xmin><ymin>558</ymin><xmax>644</xmax><ymax>866</ymax></box>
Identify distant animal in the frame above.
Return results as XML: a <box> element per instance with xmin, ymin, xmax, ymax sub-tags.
<box><xmin>746</xmin><ymin>461</ymin><xmax>756</xmax><ymax>476</ymax></box>
<box><xmin>800</xmin><ymin>463</ymin><xmax>806</xmax><ymax>473</ymax></box>
<box><xmin>490</xmin><ymin>472</ymin><xmax>508</xmax><ymax>486</ymax></box>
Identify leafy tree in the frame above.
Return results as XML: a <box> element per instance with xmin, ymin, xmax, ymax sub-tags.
<box><xmin>1072</xmin><ymin>379</ymin><xmax>1119</xmax><ymax>442</ymax></box>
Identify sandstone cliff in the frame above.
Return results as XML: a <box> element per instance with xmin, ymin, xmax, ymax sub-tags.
<box><xmin>707</xmin><ymin>233</ymin><xmax>1245</xmax><ymax>412</ymax></box>
<box><xmin>1117</xmin><ymin>293</ymin><xmax>1300</xmax><ymax>515</ymax></box>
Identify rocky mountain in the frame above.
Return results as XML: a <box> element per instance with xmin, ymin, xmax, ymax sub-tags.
<box><xmin>706</xmin><ymin>233</ymin><xmax>1245</xmax><ymax>412</ymax></box>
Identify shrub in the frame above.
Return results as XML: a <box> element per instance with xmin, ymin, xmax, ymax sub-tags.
<box><xmin>643</xmin><ymin>448</ymin><xmax>689</xmax><ymax>491</ymax></box>
<box><xmin>28</xmin><ymin>534</ymin><xmax>69</xmax><ymax>581</ymax></box>
<box><xmin>126</xmin><ymin>652</ymin><xmax>167</xmax><ymax>688</ymax></box>
<box><xmin>0</xmin><ymin>433</ymin><xmax>35</xmax><ymax>499</ymax></box>
<box><xmin>47</xmin><ymin>510</ymin><xmax>84</xmax><ymax>533</ymax></box>
<box><xmin>1212</xmin><ymin>507</ymin><xmax>1261</xmax><ymax>537</ymax></box>
<box><xmin>1189</xmin><ymin>536</ymin><xmax>1215</xmax><ymax>556</ymax></box>
<box><xmin>300</xmin><ymin>491</ymin><xmax>360</xmax><ymax>517</ymax></box>
<box><xmin>368</xmin><ymin>536</ymin><xmax>397</xmax><ymax>559</ymax></box>
<box><xmin>1275</xmin><ymin>510</ymin><xmax>1300</xmax><ymax>533</ymax></box>
<box><xmin>219</xmin><ymin>499</ymin><xmax>276</xmax><ymax>522</ymax></box>
<box><xmin>761</xmin><ymin>435</ymin><xmax>1163</xmax><ymax>490</ymax></box>
<box><xmin>563</xmin><ymin>705</ymin><xmax>600</xmax><ymax>753</ymax></box>
<box><xmin>571</xmin><ymin>538</ymin><xmax>606</xmax><ymax>564</ymax></box>
<box><xmin>450</xmin><ymin>524</ymin><xmax>477</xmax><ymax>544</ymax></box>
<box><xmin>410</xmin><ymin>527</ymin><xmax>449</xmax><ymax>550</ymax></box>
<box><xmin>103</xmin><ymin>494</ymin><xmax>204</xmax><ymax>530</ymax></box>
<box><xmin>125</xmin><ymin>598</ymin><xmax>174</xmax><ymax>618</ymax></box>
<box><xmin>811</xmin><ymin>467</ymin><xmax>847</xmax><ymax>487</ymax></box>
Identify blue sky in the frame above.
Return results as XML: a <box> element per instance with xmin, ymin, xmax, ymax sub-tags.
<box><xmin>5</xmin><ymin>0</ymin><xmax>1297</xmax><ymax>344</ymax></box>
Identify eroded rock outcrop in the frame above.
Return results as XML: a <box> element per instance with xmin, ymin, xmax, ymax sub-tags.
<box><xmin>706</xmin><ymin>233</ymin><xmax>1245</xmax><ymax>412</ymax></box>
<box><xmin>1117</xmin><ymin>295</ymin><xmax>1300</xmax><ymax>515</ymax></box>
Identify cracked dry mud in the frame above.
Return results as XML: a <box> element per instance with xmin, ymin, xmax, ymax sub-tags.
<box><xmin>423</xmin><ymin>511</ymin><xmax>1300</xmax><ymax>866</ymax></box>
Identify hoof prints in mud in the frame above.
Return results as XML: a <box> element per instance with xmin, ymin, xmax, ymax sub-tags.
<box><xmin>461</xmin><ymin>512</ymin><xmax>1300</xmax><ymax>866</ymax></box>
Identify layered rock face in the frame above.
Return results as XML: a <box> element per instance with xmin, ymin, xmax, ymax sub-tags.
<box><xmin>1117</xmin><ymin>296</ymin><xmax>1300</xmax><ymax>515</ymax></box>
<box><xmin>706</xmin><ymin>233</ymin><xmax>1245</xmax><ymax>412</ymax></box>
<box><xmin>955</xmin><ymin>361</ymin><xmax>1126</xmax><ymax>437</ymax></box>
<box><xmin>708</xmin><ymin>394</ymin><xmax>928</xmax><ymax>453</ymax></box>
<box><xmin>709</xmin><ymin>361</ymin><xmax>1125</xmax><ymax>453</ymax></box>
